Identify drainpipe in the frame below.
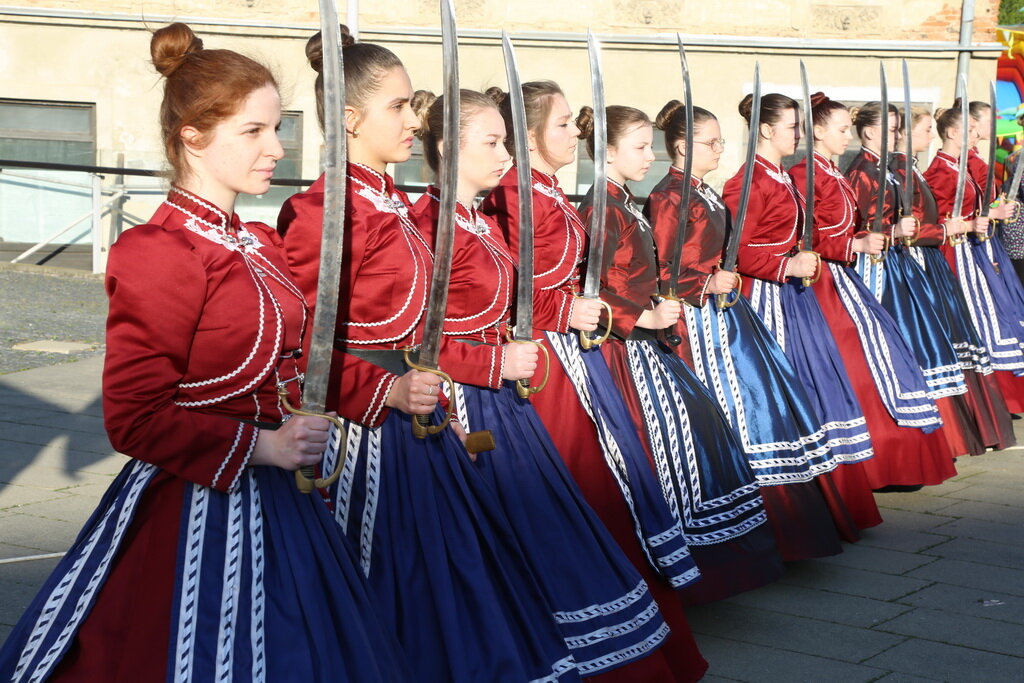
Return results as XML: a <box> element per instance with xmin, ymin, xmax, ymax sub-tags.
<box><xmin>956</xmin><ymin>0</ymin><xmax>975</xmax><ymax>90</ymax></box>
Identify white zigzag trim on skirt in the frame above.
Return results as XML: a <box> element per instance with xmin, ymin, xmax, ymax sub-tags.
<box><xmin>574</xmin><ymin>623</ymin><xmax>671</xmax><ymax>676</ymax></box>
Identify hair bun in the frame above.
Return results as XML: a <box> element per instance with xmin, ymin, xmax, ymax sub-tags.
<box><xmin>738</xmin><ymin>93</ymin><xmax>754</xmax><ymax>125</ymax></box>
<box><xmin>151</xmin><ymin>22</ymin><xmax>203</xmax><ymax>78</ymax></box>
<box><xmin>575</xmin><ymin>105</ymin><xmax>595</xmax><ymax>140</ymax></box>
<box><xmin>809</xmin><ymin>91</ymin><xmax>829</xmax><ymax>109</ymax></box>
<box><xmin>485</xmin><ymin>86</ymin><xmax>507</xmax><ymax>107</ymax></box>
<box><xmin>951</xmin><ymin>97</ymin><xmax>963</xmax><ymax>110</ymax></box>
<box><xmin>305</xmin><ymin>24</ymin><xmax>354</xmax><ymax>75</ymax></box>
<box><xmin>655</xmin><ymin>99</ymin><xmax>684</xmax><ymax>131</ymax></box>
<box><xmin>411</xmin><ymin>89</ymin><xmax>437</xmax><ymax>140</ymax></box>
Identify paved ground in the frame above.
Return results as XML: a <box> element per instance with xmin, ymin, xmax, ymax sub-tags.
<box><xmin>2</xmin><ymin>267</ymin><xmax>1024</xmax><ymax>680</ymax></box>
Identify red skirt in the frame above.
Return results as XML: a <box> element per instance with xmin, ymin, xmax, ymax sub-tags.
<box><xmin>964</xmin><ymin>370</ymin><xmax>1017</xmax><ymax>450</ymax></box>
<box><xmin>813</xmin><ymin>266</ymin><xmax>957</xmax><ymax>489</ymax></box>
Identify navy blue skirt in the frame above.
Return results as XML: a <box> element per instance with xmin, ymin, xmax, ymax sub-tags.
<box><xmin>953</xmin><ymin>239</ymin><xmax>1024</xmax><ymax>374</ymax></box>
<box><xmin>976</xmin><ymin>235</ymin><xmax>1024</xmax><ymax>335</ymax></box>
<box><xmin>454</xmin><ymin>381</ymin><xmax>670</xmax><ymax>677</ymax></box>
<box><xmin>747</xmin><ymin>277</ymin><xmax>874</xmax><ymax>463</ymax></box>
<box><xmin>879</xmin><ymin>247</ymin><xmax>966</xmax><ymax>399</ymax></box>
<box><xmin>0</xmin><ymin>462</ymin><xmax>409</xmax><ymax>682</ymax></box>
<box><xmin>683</xmin><ymin>295</ymin><xmax>839</xmax><ymax>485</ymax></box>
<box><xmin>325</xmin><ymin>408</ymin><xmax>578</xmax><ymax>682</ymax></box>
<box><xmin>915</xmin><ymin>246</ymin><xmax>991</xmax><ymax>372</ymax></box>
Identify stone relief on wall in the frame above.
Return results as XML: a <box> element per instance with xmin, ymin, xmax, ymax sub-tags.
<box><xmin>811</xmin><ymin>4</ymin><xmax>883</xmax><ymax>35</ymax></box>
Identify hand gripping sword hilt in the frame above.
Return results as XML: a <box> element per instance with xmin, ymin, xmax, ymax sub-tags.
<box><xmin>714</xmin><ymin>274</ymin><xmax>743</xmax><ymax>310</ymax></box>
<box><xmin>901</xmin><ymin>214</ymin><xmax>920</xmax><ymax>247</ymax></box>
<box><xmin>277</xmin><ymin>387</ymin><xmax>346</xmax><ymax>494</ymax></box>
<box><xmin>800</xmin><ymin>251</ymin><xmax>822</xmax><ymax>288</ymax></box>
<box><xmin>577</xmin><ymin>297</ymin><xmax>614</xmax><ymax>350</ymax></box>
<box><xmin>660</xmin><ymin>289</ymin><xmax>684</xmax><ymax>346</ymax></box>
<box><xmin>403</xmin><ymin>347</ymin><xmax>457</xmax><ymax>439</ymax></box>
<box><xmin>869</xmin><ymin>233</ymin><xmax>890</xmax><ymax>264</ymax></box>
<box><xmin>505</xmin><ymin>327</ymin><xmax>551</xmax><ymax>399</ymax></box>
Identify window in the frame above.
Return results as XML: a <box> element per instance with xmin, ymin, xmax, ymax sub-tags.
<box><xmin>0</xmin><ymin>99</ymin><xmax>95</xmax><ymax>165</ymax></box>
<box><xmin>392</xmin><ymin>137</ymin><xmax>432</xmax><ymax>196</ymax></box>
<box><xmin>276</xmin><ymin>111</ymin><xmax>303</xmax><ymax>180</ymax></box>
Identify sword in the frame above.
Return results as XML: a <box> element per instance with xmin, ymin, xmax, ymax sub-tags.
<box><xmin>900</xmin><ymin>59</ymin><xmax>918</xmax><ymax>247</ymax></box>
<box><xmin>978</xmin><ymin>80</ymin><xmax>998</xmax><ymax>242</ymax></box>
<box><xmin>1005</xmin><ymin>113</ymin><xmax>1024</xmax><ymax>212</ymax></box>
<box><xmin>869</xmin><ymin>62</ymin><xmax>890</xmax><ymax>264</ymax></box>
<box><xmin>716</xmin><ymin>62</ymin><xmax>760</xmax><ymax>309</ymax></box>
<box><xmin>948</xmin><ymin>74</ymin><xmax>971</xmax><ymax>245</ymax></box>
<box><xmin>798</xmin><ymin>60</ymin><xmax>821</xmax><ymax>287</ymax></box>
<box><xmin>578</xmin><ymin>30</ymin><xmax>615</xmax><ymax>349</ymax></box>
<box><xmin>661</xmin><ymin>34</ymin><xmax>696</xmax><ymax>345</ymax></box>
<box><xmin>502</xmin><ymin>31</ymin><xmax>551</xmax><ymax>399</ymax></box>
<box><xmin>406</xmin><ymin>0</ymin><xmax>460</xmax><ymax>438</ymax></box>
<box><xmin>279</xmin><ymin>0</ymin><xmax>347</xmax><ymax>493</ymax></box>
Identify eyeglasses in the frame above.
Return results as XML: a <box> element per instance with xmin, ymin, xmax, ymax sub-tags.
<box><xmin>694</xmin><ymin>138</ymin><xmax>726</xmax><ymax>152</ymax></box>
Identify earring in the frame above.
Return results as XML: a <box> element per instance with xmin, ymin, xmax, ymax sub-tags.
<box><xmin>351</xmin><ymin>130</ymin><xmax>360</xmax><ymax>138</ymax></box>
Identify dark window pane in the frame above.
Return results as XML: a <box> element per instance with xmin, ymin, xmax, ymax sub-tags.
<box><xmin>0</xmin><ymin>101</ymin><xmax>92</xmax><ymax>138</ymax></box>
<box><xmin>0</xmin><ymin>138</ymin><xmax>95</xmax><ymax>165</ymax></box>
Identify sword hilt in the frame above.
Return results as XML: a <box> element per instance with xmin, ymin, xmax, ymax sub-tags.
<box><xmin>659</xmin><ymin>290</ymin><xmax>684</xmax><ymax>346</ymax></box>
<box><xmin>869</xmin><ymin>233</ymin><xmax>890</xmax><ymax>264</ymax></box>
<box><xmin>577</xmin><ymin>297</ymin><xmax>614</xmax><ymax>350</ymax></box>
<box><xmin>277</xmin><ymin>387</ymin><xmax>346</xmax><ymax>494</ymax></box>
<box><xmin>403</xmin><ymin>347</ymin><xmax>456</xmax><ymax>439</ymax></box>
<box><xmin>714</xmin><ymin>274</ymin><xmax>743</xmax><ymax>309</ymax></box>
<box><xmin>505</xmin><ymin>328</ymin><xmax>551</xmax><ymax>399</ymax></box>
<box><xmin>800</xmin><ymin>251</ymin><xmax>821</xmax><ymax>287</ymax></box>
<box><xmin>900</xmin><ymin>214</ymin><xmax>920</xmax><ymax>247</ymax></box>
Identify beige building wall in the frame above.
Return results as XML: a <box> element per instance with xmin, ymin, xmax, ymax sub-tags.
<box><xmin>0</xmin><ymin>0</ymin><xmax>1004</xmax><ymax>251</ymax></box>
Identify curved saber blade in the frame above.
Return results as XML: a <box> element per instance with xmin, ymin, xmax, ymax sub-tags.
<box><xmin>981</xmin><ymin>80</ymin><xmax>997</xmax><ymax>215</ymax></box>
<box><xmin>581</xmin><ymin>30</ymin><xmax>608</xmax><ymax>301</ymax></box>
<box><xmin>304</xmin><ymin>0</ymin><xmax>346</xmax><ymax>412</ymax></box>
<box><xmin>418</xmin><ymin>0</ymin><xmax>459</xmax><ymax>370</ymax></box>
<box><xmin>800</xmin><ymin>60</ymin><xmax>815</xmax><ymax>252</ymax></box>
<box><xmin>722</xmin><ymin>62</ymin><xmax>761</xmax><ymax>274</ymax></box>
<box><xmin>1008</xmin><ymin>112</ymin><xmax>1024</xmax><ymax>199</ymax></box>
<box><xmin>667</xmin><ymin>34</ymin><xmax>695</xmax><ymax>292</ymax></box>
<box><xmin>952</xmin><ymin>74</ymin><xmax>970</xmax><ymax>219</ymax></box>
<box><xmin>502</xmin><ymin>32</ymin><xmax>534</xmax><ymax>341</ymax></box>
<box><xmin>872</xmin><ymin>62</ymin><xmax>889</xmax><ymax>234</ymax></box>
<box><xmin>902</xmin><ymin>59</ymin><xmax>914</xmax><ymax>217</ymax></box>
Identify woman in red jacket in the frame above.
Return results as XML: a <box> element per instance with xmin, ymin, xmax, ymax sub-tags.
<box><xmin>481</xmin><ymin>81</ymin><xmax>710</xmax><ymax>681</ymax></box>
<box><xmin>925</xmin><ymin>105</ymin><xmax>1024</xmax><ymax>416</ymax></box>
<box><xmin>575</xmin><ymin>104</ymin><xmax>783</xmax><ymax>602</ymax></box>
<box><xmin>892</xmin><ymin>105</ymin><xmax>1015</xmax><ymax>450</ymax></box>
<box><xmin>645</xmin><ymin>99</ymin><xmax>858</xmax><ymax>557</ymax></box>
<box><xmin>721</xmin><ymin>92</ymin><xmax>884</xmax><ymax>529</ymax></box>
<box><xmin>0</xmin><ymin>23</ymin><xmax>409</xmax><ymax>682</ymax></box>
<box><xmin>410</xmin><ymin>88</ymin><xmax>671</xmax><ymax>679</ymax></box>
<box><xmin>279</xmin><ymin>30</ymin><xmax>580</xmax><ymax>682</ymax></box>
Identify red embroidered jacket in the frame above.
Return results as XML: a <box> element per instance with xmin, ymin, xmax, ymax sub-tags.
<box><xmin>104</xmin><ymin>188</ymin><xmax>308</xmax><ymax>493</ymax></box>
<box><xmin>923</xmin><ymin>150</ymin><xmax>981</xmax><ymax>219</ymax></box>
<box><xmin>844</xmin><ymin>147</ymin><xmax>899</xmax><ymax>235</ymax></box>
<box><xmin>645</xmin><ymin>166</ymin><xmax>727</xmax><ymax>306</ymax></box>
<box><xmin>722</xmin><ymin>155</ymin><xmax>800</xmax><ymax>283</ymax></box>
<box><xmin>577</xmin><ymin>180</ymin><xmax>657</xmax><ymax>339</ymax></box>
<box><xmin>412</xmin><ymin>188</ymin><xmax>515</xmax><ymax>389</ymax></box>
<box><xmin>480</xmin><ymin>167</ymin><xmax>585</xmax><ymax>334</ymax></box>
<box><xmin>790</xmin><ymin>151</ymin><xmax>859</xmax><ymax>264</ymax></box>
<box><xmin>890</xmin><ymin>152</ymin><xmax>946</xmax><ymax>246</ymax></box>
<box><xmin>278</xmin><ymin>163</ymin><xmax>433</xmax><ymax>427</ymax></box>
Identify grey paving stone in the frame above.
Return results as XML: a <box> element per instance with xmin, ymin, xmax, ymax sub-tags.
<box><xmin>898</xmin><ymin>582</ymin><xmax>1024</xmax><ymax>626</ymax></box>
<box><xmin>871</xmin><ymin>673</ymin><xmax>943</xmax><ymax>683</ymax></box>
<box><xmin>0</xmin><ymin>556</ymin><xmax>62</xmax><ymax>587</ymax></box>
<box><xmin>907</xmin><ymin>558</ymin><xmax>1024</xmax><ymax>598</ymax></box>
<box><xmin>2</xmin><ymin>512</ymin><xmax>83</xmax><ymax>553</ymax></box>
<box><xmin>0</xmin><ymin>421</ymin><xmax>113</xmax><ymax>455</ymax></box>
<box><xmin>724</xmin><ymin>582</ymin><xmax>913</xmax><ymax>629</ymax></box>
<box><xmin>942</xmin><ymin>482</ymin><xmax>1024</xmax><ymax>507</ymax></box>
<box><xmin>0</xmin><ymin>541</ymin><xmax>51</xmax><ymax>560</ymax></box>
<box><xmin>779</xmin><ymin>561</ymin><xmax>933</xmax><ymax>601</ymax></box>
<box><xmin>862</xmin><ymin>636</ymin><xmax>1024</xmax><ymax>680</ymax></box>
<box><xmin>923</xmin><ymin>536</ymin><xmax>1024</xmax><ymax>571</ymax></box>
<box><xmin>930</xmin><ymin>517</ymin><xmax>1024</xmax><ymax>546</ymax></box>
<box><xmin>873</xmin><ymin>491</ymin><xmax>962</xmax><ymax>514</ymax></box>
<box><xmin>0</xmin><ymin>484</ymin><xmax>73</xmax><ymax>511</ymax></box>
<box><xmin>866</xmin><ymin>508</ymin><xmax>959</xmax><ymax>533</ymax></box>
<box><xmin>856</xmin><ymin>523</ymin><xmax>952</xmax><ymax>554</ymax></box>
<box><xmin>874</xmin><ymin>607</ymin><xmax>1024</xmax><ymax>658</ymax></box>
<box><xmin>0</xmin><ymin>456</ymin><xmax>120</xmax><ymax>491</ymax></box>
<box><xmin>936</xmin><ymin>499</ymin><xmax>1024</xmax><ymax>525</ymax></box>
<box><xmin>916</xmin><ymin>478</ymin><xmax>975</xmax><ymax>497</ymax></box>
<box><xmin>695</xmin><ymin>633</ymin><xmax>889</xmax><ymax>683</ymax></box>
<box><xmin>687</xmin><ymin>602</ymin><xmax>904</xmax><ymax>663</ymax></box>
<box><xmin>818</xmin><ymin>543</ymin><xmax>936</xmax><ymax>576</ymax></box>
<box><xmin>6</xmin><ymin>411</ymin><xmax>108</xmax><ymax>439</ymax></box>
<box><xmin>0</xmin><ymin>577</ymin><xmax>45</xmax><ymax>629</ymax></box>
<box><xmin>699</xmin><ymin>675</ymin><xmax>741</xmax><ymax>683</ymax></box>
<box><xmin>14</xmin><ymin>494</ymin><xmax>101</xmax><ymax>524</ymax></box>
<box><xmin>0</xmin><ymin>624</ymin><xmax>11</xmax><ymax>649</ymax></box>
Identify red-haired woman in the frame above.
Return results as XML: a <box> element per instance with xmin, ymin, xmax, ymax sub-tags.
<box><xmin>891</xmin><ymin>105</ymin><xmax>1015</xmax><ymax>450</ymax></box>
<box><xmin>481</xmin><ymin>82</ymin><xmax>710</xmax><ymax>681</ymax></box>
<box><xmin>0</xmin><ymin>23</ymin><xmax>407</xmax><ymax>681</ymax></box>
<box><xmin>925</xmin><ymin>106</ymin><xmax>1024</xmax><ymax>416</ymax></box>
<box><xmin>646</xmin><ymin>99</ymin><xmax>858</xmax><ymax>558</ymax></box>
<box><xmin>279</xmin><ymin>32</ymin><xmax>578</xmax><ymax>682</ymax></box>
